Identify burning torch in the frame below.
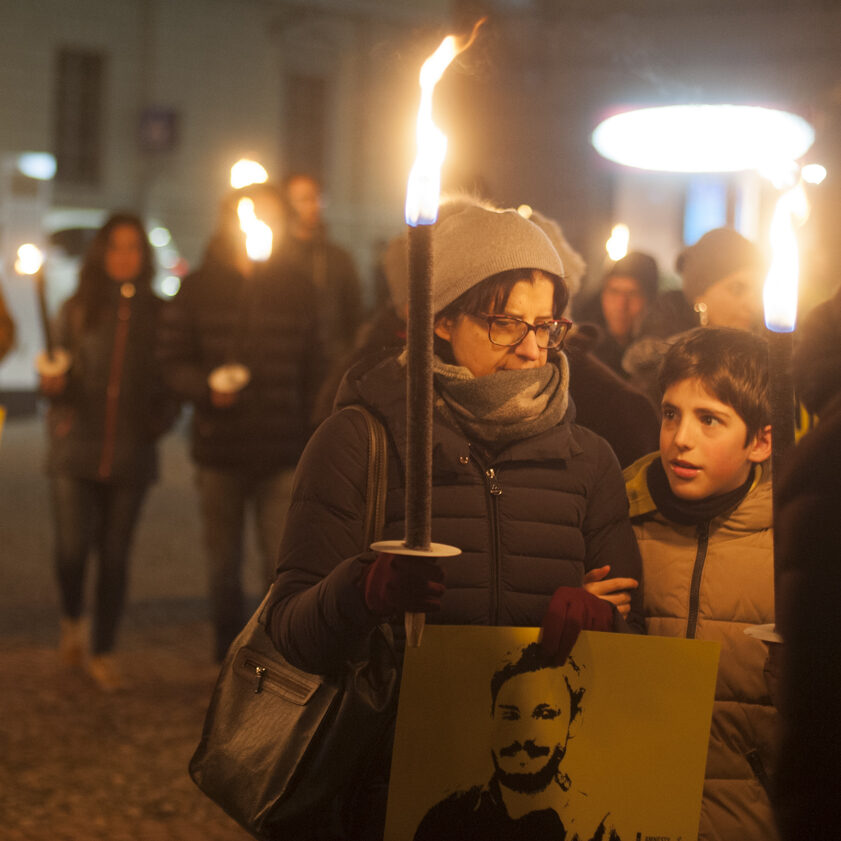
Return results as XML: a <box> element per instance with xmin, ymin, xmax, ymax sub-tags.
<box><xmin>15</xmin><ymin>244</ymin><xmax>71</xmax><ymax>378</ymax></box>
<box><xmin>207</xmin><ymin>164</ymin><xmax>274</xmax><ymax>400</ymax></box>
<box><xmin>371</xmin><ymin>22</ymin><xmax>484</xmax><ymax>646</ymax></box>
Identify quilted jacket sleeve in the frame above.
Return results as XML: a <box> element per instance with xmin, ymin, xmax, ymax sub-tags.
<box><xmin>580</xmin><ymin>432</ymin><xmax>646</xmax><ymax>634</ymax></box>
<box><xmin>265</xmin><ymin>406</ymin><xmax>383</xmax><ymax>673</ymax></box>
<box><xmin>156</xmin><ymin>286</ymin><xmax>211</xmax><ymax>406</ymax></box>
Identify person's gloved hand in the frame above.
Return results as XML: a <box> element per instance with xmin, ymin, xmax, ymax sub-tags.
<box><xmin>539</xmin><ymin>586</ymin><xmax>615</xmax><ymax>665</ymax></box>
<box><xmin>362</xmin><ymin>553</ymin><xmax>445</xmax><ymax>617</ymax></box>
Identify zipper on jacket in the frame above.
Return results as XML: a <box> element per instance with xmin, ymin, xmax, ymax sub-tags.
<box><xmin>97</xmin><ymin>291</ymin><xmax>133</xmax><ymax>479</ymax></box>
<box><xmin>686</xmin><ymin>521</ymin><xmax>710</xmax><ymax>639</ymax></box>
<box><xmin>484</xmin><ymin>467</ymin><xmax>503</xmax><ymax>623</ymax></box>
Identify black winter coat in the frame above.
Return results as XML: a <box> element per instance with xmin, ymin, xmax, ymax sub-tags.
<box><xmin>156</xmin><ymin>255</ymin><xmax>321</xmax><ymax>473</ymax></box>
<box><xmin>267</xmin><ymin>356</ymin><xmax>645</xmax><ymax>674</ymax></box>
<box><xmin>46</xmin><ymin>283</ymin><xmax>176</xmax><ymax>484</ymax></box>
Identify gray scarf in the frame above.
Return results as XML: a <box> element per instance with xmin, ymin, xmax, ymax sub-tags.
<box><xmin>429</xmin><ymin>354</ymin><xmax>570</xmax><ymax>445</ymax></box>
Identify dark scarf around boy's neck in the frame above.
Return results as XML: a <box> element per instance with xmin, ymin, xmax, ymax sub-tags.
<box><xmin>646</xmin><ymin>457</ymin><xmax>756</xmax><ymax>526</ymax></box>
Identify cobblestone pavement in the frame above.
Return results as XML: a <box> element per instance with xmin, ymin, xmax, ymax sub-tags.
<box><xmin>0</xmin><ymin>413</ymin><xmax>261</xmax><ymax>839</ymax></box>
<box><xmin>0</xmin><ymin>623</ymin><xmax>253</xmax><ymax>841</ymax></box>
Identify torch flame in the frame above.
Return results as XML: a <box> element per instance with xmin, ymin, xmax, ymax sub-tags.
<box><xmin>405</xmin><ymin>19</ymin><xmax>485</xmax><ymax>226</ymax></box>
<box><xmin>231</xmin><ymin>159</ymin><xmax>268</xmax><ymax>189</ymax></box>
<box><xmin>606</xmin><ymin>224</ymin><xmax>630</xmax><ymax>262</ymax></box>
<box><xmin>237</xmin><ymin>198</ymin><xmax>273</xmax><ymax>262</ymax></box>
<box><xmin>763</xmin><ymin>184</ymin><xmax>809</xmax><ymax>333</ymax></box>
<box><xmin>15</xmin><ymin>243</ymin><xmax>44</xmax><ymax>276</ymax></box>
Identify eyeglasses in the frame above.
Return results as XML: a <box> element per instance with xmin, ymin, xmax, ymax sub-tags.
<box><xmin>470</xmin><ymin>313</ymin><xmax>573</xmax><ymax>349</ymax></box>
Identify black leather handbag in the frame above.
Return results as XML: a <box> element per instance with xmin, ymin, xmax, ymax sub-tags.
<box><xmin>189</xmin><ymin>405</ymin><xmax>396</xmax><ymax>840</ymax></box>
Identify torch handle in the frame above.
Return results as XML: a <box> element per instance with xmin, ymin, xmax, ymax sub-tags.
<box><xmin>35</xmin><ymin>271</ymin><xmax>54</xmax><ymax>360</ymax></box>
<box><xmin>404</xmin><ymin>223</ymin><xmax>434</xmax><ymax>647</ymax></box>
<box><xmin>767</xmin><ymin>328</ymin><xmax>795</xmax><ymax>617</ymax></box>
<box><xmin>405</xmin><ymin>223</ymin><xmax>434</xmax><ymax>549</ymax></box>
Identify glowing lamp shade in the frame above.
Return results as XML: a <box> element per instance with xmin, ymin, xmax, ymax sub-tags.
<box><xmin>592</xmin><ymin>105</ymin><xmax>815</xmax><ymax>173</ymax></box>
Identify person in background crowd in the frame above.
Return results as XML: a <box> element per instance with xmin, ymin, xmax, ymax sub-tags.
<box><xmin>265</xmin><ymin>203</ymin><xmax>644</xmax><ymax>840</ymax></box>
<box><xmin>526</xmin><ymin>212</ymin><xmax>660</xmax><ymax>470</ymax></box>
<box><xmin>0</xmin><ymin>280</ymin><xmax>15</xmax><ymax>362</ymax></box>
<box><xmin>773</xmin><ymin>284</ymin><xmax>841</xmax><ymax>841</ymax></box>
<box><xmin>576</xmin><ymin>251</ymin><xmax>659</xmax><ymax>379</ymax></box>
<box><xmin>624</xmin><ymin>228</ymin><xmax>765</xmax><ymax>408</ymax></box>
<box><xmin>157</xmin><ymin>183</ymin><xmax>322</xmax><ymax>663</ymax></box>
<box><xmin>281</xmin><ymin>172</ymin><xmax>363</xmax><ymax>366</ymax></box>
<box><xmin>624</xmin><ymin>327</ymin><xmax>777</xmax><ymax>841</ymax></box>
<box><xmin>40</xmin><ymin>213</ymin><xmax>178</xmax><ymax>691</ymax></box>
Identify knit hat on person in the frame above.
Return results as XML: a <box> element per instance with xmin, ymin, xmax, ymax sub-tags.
<box><xmin>676</xmin><ymin>227</ymin><xmax>764</xmax><ymax>304</ymax></box>
<box><xmin>527</xmin><ymin>209</ymin><xmax>586</xmax><ymax>301</ymax></box>
<box><xmin>431</xmin><ymin>205</ymin><xmax>565</xmax><ymax>313</ymax></box>
<box><xmin>603</xmin><ymin>251</ymin><xmax>660</xmax><ymax>302</ymax></box>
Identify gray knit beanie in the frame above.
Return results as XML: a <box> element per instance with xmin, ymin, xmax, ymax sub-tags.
<box><xmin>677</xmin><ymin>227</ymin><xmax>764</xmax><ymax>304</ymax></box>
<box><xmin>432</xmin><ymin>205</ymin><xmax>565</xmax><ymax>313</ymax></box>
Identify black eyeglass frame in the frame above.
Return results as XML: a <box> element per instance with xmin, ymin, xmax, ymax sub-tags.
<box><xmin>469</xmin><ymin>312</ymin><xmax>573</xmax><ymax>349</ymax></box>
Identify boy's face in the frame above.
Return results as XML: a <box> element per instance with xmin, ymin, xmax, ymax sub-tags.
<box><xmin>659</xmin><ymin>377</ymin><xmax>771</xmax><ymax>501</ymax></box>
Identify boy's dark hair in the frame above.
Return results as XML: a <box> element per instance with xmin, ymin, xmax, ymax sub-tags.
<box><xmin>658</xmin><ymin>327</ymin><xmax>770</xmax><ymax>444</ymax></box>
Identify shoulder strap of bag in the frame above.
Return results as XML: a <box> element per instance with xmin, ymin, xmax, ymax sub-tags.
<box><xmin>254</xmin><ymin>404</ymin><xmax>387</xmax><ymax>628</ymax></box>
<box><xmin>344</xmin><ymin>404</ymin><xmax>387</xmax><ymax>547</ymax></box>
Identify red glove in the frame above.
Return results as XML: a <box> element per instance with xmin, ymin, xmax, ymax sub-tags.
<box><xmin>362</xmin><ymin>553</ymin><xmax>446</xmax><ymax>616</ymax></box>
<box><xmin>539</xmin><ymin>586</ymin><xmax>615</xmax><ymax>666</ymax></box>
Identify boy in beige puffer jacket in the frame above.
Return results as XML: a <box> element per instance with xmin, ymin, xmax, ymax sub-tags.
<box><xmin>624</xmin><ymin>326</ymin><xmax>777</xmax><ymax>841</ymax></box>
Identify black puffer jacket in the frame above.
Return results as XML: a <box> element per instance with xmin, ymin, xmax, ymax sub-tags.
<box><xmin>267</xmin><ymin>356</ymin><xmax>644</xmax><ymax>674</ymax></box>
<box><xmin>156</xmin><ymin>255</ymin><xmax>321</xmax><ymax>473</ymax></box>
<box><xmin>46</xmin><ymin>283</ymin><xmax>176</xmax><ymax>484</ymax></box>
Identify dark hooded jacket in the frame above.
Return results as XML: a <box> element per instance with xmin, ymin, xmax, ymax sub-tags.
<box><xmin>156</xmin><ymin>254</ymin><xmax>321</xmax><ymax>474</ymax></box>
<box><xmin>266</xmin><ymin>355</ymin><xmax>644</xmax><ymax>674</ymax></box>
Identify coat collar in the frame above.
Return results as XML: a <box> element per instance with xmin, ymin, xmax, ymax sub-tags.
<box><xmin>624</xmin><ymin>451</ymin><xmax>772</xmax><ymax>527</ymax></box>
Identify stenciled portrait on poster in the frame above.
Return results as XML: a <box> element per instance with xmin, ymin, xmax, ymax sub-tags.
<box><xmin>385</xmin><ymin>627</ymin><xmax>719</xmax><ymax>841</ymax></box>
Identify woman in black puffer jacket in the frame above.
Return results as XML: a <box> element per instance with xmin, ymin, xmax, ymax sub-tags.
<box><xmin>264</xmin><ymin>204</ymin><xmax>644</xmax><ymax>839</ymax></box>
<box><xmin>41</xmin><ymin>212</ymin><xmax>177</xmax><ymax>691</ymax></box>
<box><xmin>156</xmin><ymin>183</ymin><xmax>322</xmax><ymax>663</ymax></box>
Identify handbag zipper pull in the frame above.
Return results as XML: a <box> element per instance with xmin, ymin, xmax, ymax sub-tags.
<box><xmin>254</xmin><ymin>665</ymin><xmax>267</xmax><ymax>694</ymax></box>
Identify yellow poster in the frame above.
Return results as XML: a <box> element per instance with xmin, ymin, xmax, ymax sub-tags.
<box><xmin>386</xmin><ymin>627</ymin><xmax>719</xmax><ymax>841</ymax></box>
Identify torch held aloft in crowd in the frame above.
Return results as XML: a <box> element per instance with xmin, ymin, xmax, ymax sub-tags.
<box><xmin>15</xmin><ymin>244</ymin><xmax>70</xmax><ymax>378</ymax></box>
<box><xmin>371</xmin><ymin>24</ymin><xmax>485</xmax><ymax>646</ymax></box>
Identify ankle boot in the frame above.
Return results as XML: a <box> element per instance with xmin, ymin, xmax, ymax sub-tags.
<box><xmin>59</xmin><ymin>616</ymin><xmax>87</xmax><ymax>668</ymax></box>
<box><xmin>86</xmin><ymin>653</ymin><xmax>126</xmax><ymax>692</ymax></box>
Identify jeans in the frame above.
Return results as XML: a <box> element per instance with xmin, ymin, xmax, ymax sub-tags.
<box><xmin>195</xmin><ymin>466</ymin><xmax>294</xmax><ymax>661</ymax></box>
<box><xmin>51</xmin><ymin>475</ymin><xmax>149</xmax><ymax>655</ymax></box>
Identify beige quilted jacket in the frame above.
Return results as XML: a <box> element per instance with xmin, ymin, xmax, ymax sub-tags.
<box><xmin>625</xmin><ymin>453</ymin><xmax>778</xmax><ymax>841</ymax></box>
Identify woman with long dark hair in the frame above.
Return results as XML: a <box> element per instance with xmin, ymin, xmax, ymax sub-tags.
<box><xmin>40</xmin><ymin>212</ymin><xmax>177</xmax><ymax>691</ymax></box>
